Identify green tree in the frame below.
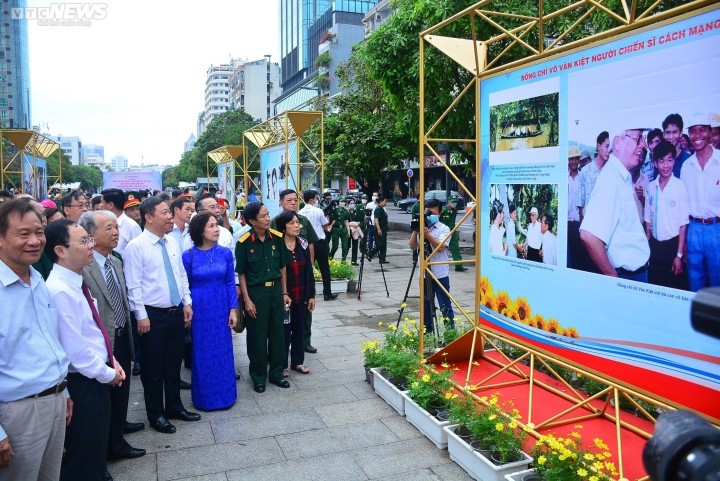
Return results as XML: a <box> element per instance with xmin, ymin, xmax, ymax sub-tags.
<box><xmin>322</xmin><ymin>52</ymin><xmax>414</xmax><ymax>182</ymax></box>
<box><xmin>73</xmin><ymin>165</ymin><xmax>103</xmax><ymax>191</ymax></box>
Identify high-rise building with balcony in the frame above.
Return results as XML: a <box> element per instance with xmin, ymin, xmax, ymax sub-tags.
<box><xmin>229</xmin><ymin>57</ymin><xmax>282</xmax><ymax>121</ymax></box>
<box><xmin>52</xmin><ymin>135</ymin><xmax>82</xmax><ymax>165</ymax></box>
<box><xmin>201</xmin><ymin>60</ymin><xmax>240</xmax><ymax>133</ymax></box>
<box><xmin>83</xmin><ymin>143</ymin><xmax>105</xmax><ymax>167</ymax></box>
<box><xmin>275</xmin><ymin>0</ymin><xmax>379</xmax><ymax>113</ymax></box>
<box><xmin>2</xmin><ymin>0</ymin><xmax>31</xmax><ymax>129</ymax></box>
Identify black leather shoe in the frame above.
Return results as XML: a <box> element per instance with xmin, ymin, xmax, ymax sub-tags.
<box><xmin>149</xmin><ymin>416</ymin><xmax>176</xmax><ymax>434</ymax></box>
<box><xmin>323</xmin><ymin>293</ymin><xmax>338</xmax><ymax>301</ymax></box>
<box><xmin>304</xmin><ymin>345</ymin><xmax>317</xmax><ymax>353</ymax></box>
<box><xmin>167</xmin><ymin>409</ymin><xmax>201</xmax><ymax>422</ymax></box>
<box><xmin>104</xmin><ymin>470</ymin><xmax>114</xmax><ymax>481</ymax></box>
<box><xmin>132</xmin><ymin>364</ymin><xmax>140</xmax><ymax>376</ymax></box>
<box><xmin>179</xmin><ymin>380</ymin><xmax>191</xmax><ymax>390</ymax></box>
<box><xmin>108</xmin><ymin>445</ymin><xmax>147</xmax><ymax>460</ymax></box>
<box><xmin>455</xmin><ymin>266</ymin><xmax>468</xmax><ymax>272</ymax></box>
<box><xmin>124</xmin><ymin>421</ymin><xmax>145</xmax><ymax>434</ymax></box>
<box><xmin>351</xmin><ymin>262</ymin><xmax>358</xmax><ymax>266</ymax></box>
<box><xmin>273</xmin><ymin>379</ymin><xmax>291</xmax><ymax>388</ymax></box>
<box><xmin>253</xmin><ymin>383</ymin><xmax>266</xmax><ymax>393</ymax></box>
<box><xmin>379</xmin><ymin>260</ymin><xmax>390</xmax><ymax>264</ymax></box>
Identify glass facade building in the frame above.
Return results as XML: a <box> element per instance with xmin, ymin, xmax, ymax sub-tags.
<box><xmin>2</xmin><ymin>0</ymin><xmax>31</xmax><ymax>129</ymax></box>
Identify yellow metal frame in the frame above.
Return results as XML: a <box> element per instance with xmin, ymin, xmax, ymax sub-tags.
<box><xmin>1</xmin><ymin>130</ymin><xmax>61</xmax><ymax>199</ymax></box>
<box><xmin>419</xmin><ymin>1</ymin><xmax>719</xmax><ymax>478</ymax></box>
<box><xmin>206</xmin><ymin>145</ymin><xmax>245</xmax><ymax>202</ymax></box>
<box><xmin>241</xmin><ymin>111</ymin><xmax>324</xmax><ymax>198</ymax></box>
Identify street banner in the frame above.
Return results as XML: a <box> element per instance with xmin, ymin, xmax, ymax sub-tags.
<box><xmin>103</xmin><ymin>171</ymin><xmax>162</xmax><ymax>192</ymax></box>
<box><xmin>479</xmin><ymin>9</ymin><xmax>720</xmax><ymax>419</ymax></box>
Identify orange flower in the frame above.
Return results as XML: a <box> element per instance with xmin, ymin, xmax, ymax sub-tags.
<box><xmin>496</xmin><ymin>291</ymin><xmax>511</xmax><ymax>315</ymax></box>
<box><xmin>483</xmin><ymin>291</ymin><xmax>497</xmax><ymax>311</ymax></box>
<box><xmin>565</xmin><ymin>327</ymin><xmax>580</xmax><ymax>338</ymax></box>
<box><xmin>480</xmin><ymin>276</ymin><xmax>491</xmax><ymax>296</ymax></box>
<box><xmin>505</xmin><ymin>305</ymin><xmax>520</xmax><ymax>322</ymax></box>
<box><xmin>514</xmin><ymin>297</ymin><xmax>532</xmax><ymax>322</ymax></box>
<box><xmin>533</xmin><ymin>314</ymin><xmax>546</xmax><ymax>331</ymax></box>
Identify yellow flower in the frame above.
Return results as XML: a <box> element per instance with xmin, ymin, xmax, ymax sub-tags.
<box><xmin>509</xmin><ymin>421</ymin><xmax>518</xmax><ymax>429</ymax></box>
<box><xmin>378</xmin><ymin>321</ymin><xmax>383</xmax><ymax>326</ymax></box>
<box><xmin>410</xmin><ymin>382</ymin><xmax>419</xmax><ymax>389</ymax></box>
<box><xmin>584</xmin><ymin>453</ymin><xmax>595</xmax><ymax>461</ymax></box>
<box><xmin>577</xmin><ymin>468</ymin><xmax>588</xmax><ymax>477</ymax></box>
<box><xmin>537</xmin><ymin>455</ymin><xmax>547</xmax><ymax>465</ymax></box>
<box><xmin>589</xmin><ymin>477</ymin><xmax>599</xmax><ymax>481</ymax></box>
<box><xmin>420</xmin><ymin>358</ymin><xmax>427</xmax><ymax>364</ymax></box>
<box><xmin>495</xmin><ymin>423</ymin><xmax>504</xmax><ymax>431</ymax></box>
<box><xmin>441</xmin><ymin>362</ymin><xmax>450</xmax><ymax>368</ymax></box>
<box><xmin>571</xmin><ymin>431</ymin><xmax>581</xmax><ymax>439</ymax></box>
<box><xmin>400</xmin><ymin>302</ymin><xmax>407</xmax><ymax>309</ymax></box>
<box><xmin>488</xmin><ymin>414</ymin><xmax>497</xmax><ymax>420</ymax></box>
<box><xmin>421</xmin><ymin>374</ymin><xmax>430</xmax><ymax>382</ymax></box>
<box><xmin>594</xmin><ymin>437</ymin><xmax>609</xmax><ymax>450</ymax></box>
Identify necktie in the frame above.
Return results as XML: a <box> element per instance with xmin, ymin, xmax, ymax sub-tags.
<box><xmin>159</xmin><ymin>238</ymin><xmax>182</xmax><ymax>306</ymax></box>
<box><xmin>104</xmin><ymin>258</ymin><xmax>126</xmax><ymax>329</ymax></box>
<box><xmin>81</xmin><ymin>281</ymin><xmax>114</xmax><ymax>367</ymax></box>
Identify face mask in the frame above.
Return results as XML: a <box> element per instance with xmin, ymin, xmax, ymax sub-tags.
<box><xmin>427</xmin><ymin>214</ymin><xmax>439</xmax><ymax>225</ymax></box>
<box><xmin>372</xmin><ymin>196</ymin><xmax>378</xmax><ymax>201</ymax></box>
<box><xmin>348</xmin><ymin>203</ymin><xmax>355</xmax><ymax>208</ymax></box>
<box><xmin>449</xmin><ymin>202</ymin><xmax>457</xmax><ymax>208</ymax></box>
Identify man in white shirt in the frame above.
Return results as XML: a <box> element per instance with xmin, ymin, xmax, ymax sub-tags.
<box><xmin>580</xmin><ymin>127</ymin><xmax>651</xmax><ymax>281</ymax></box>
<box><xmin>505</xmin><ymin>204</ymin><xmax>522</xmax><ymax>259</ymax></box>
<box><xmin>61</xmin><ymin>189</ymin><xmax>88</xmax><ymax>222</ymax></box>
<box><xmin>409</xmin><ymin>199</ymin><xmax>454</xmax><ymax>335</ymax></box>
<box><xmin>680</xmin><ymin>112</ymin><xmax>720</xmax><ymax>291</ymax></box>
<box><xmin>567</xmin><ymin>147</ymin><xmax>582</xmax><ymax>268</ymax></box>
<box><xmin>44</xmin><ymin>219</ymin><xmax>125</xmax><ymax>481</ymax></box>
<box><xmin>540</xmin><ymin>215</ymin><xmax>558</xmax><ymax>266</ymax></box>
<box><xmin>523</xmin><ymin>207</ymin><xmax>542</xmax><ymax>262</ymax></box>
<box><xmin>124</xmin><ymin>197</ymin><xmax>199</xmax><ymax>435</ymax></box>
<box><xmin>299</xmin><ymin>190</ymin><xmax>336</xmax><ymax>301</ymax></box>
<box><xmin>364</xmin><ymin>192</ymin><xmax>378</xmax><ymax>252</ymax></box>
<box><xmin>100</xmin><ymin>188</ymin><xmax>142</xmax><ymax>256</ymax></box>
<box><xmin>169</xmin><ymin>197</ymin><xmax>194</xmax><ymax>252</ymax></box>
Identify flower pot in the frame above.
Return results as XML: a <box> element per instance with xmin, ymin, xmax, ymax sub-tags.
<box><xmin>347</xmin><ymin>280</ymin><xmax>357</xmax><ymax>293</ymax></box>
<box><xmin>364</xmin><ymin>365</ymin><xmax>375</xmax><ymax>389</ymax></box>
<box><xmin>330</xmin><ymin>279</ymin><xmax>349</xmax><ymax>294</ymax></box>
<box><xmin>402</xmin><ymin>393</ymin><xmax>451</xmax><ymax>449</ymax></box>
<box><xmin>444</xmin><ymin>425</ymin><xmax>532</xmax><ymax>481</ymax></box>
<box><xmin>371</xmin><ymin>367</ymin><xmax>407</xmax><ymax>415</ymax></box>
<box><xmin>504</xmin><ymin>469</ymin><xmax>539</xmax><ymax>481</ymax></box>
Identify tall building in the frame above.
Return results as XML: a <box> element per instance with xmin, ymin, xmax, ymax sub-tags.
<box><xmin>275</xmin><ymin>0</ymin><xmax>378</xmax><ymax>113</ymax></box>
<box><xmin>2</xmin><ymin>0</ymin><xmax>31</xmax><ymax>129</ymax></box>
<box><xmin>201</xmin><ymin>60</ymin><xmax>240</xmax><ymax>133</ymax></box>
<box><xmin>363</xmin><ymin>0</ymin><xmax>393</xmax><ymax>38</ymax></box>
<box><xmin>229</xmin><ymin>57</ymin><xmax>282</xmax><ymax>121</ymax></box>
<box><xmin>110</xmin><ymin>154</ymin><xmax>128</xmax><ymax>172</ymax></box>
<box><xmin>52</xmin><ymin>135</ymin><xmax>82</xmax><ymax>165</ymax></box>
<box><xmin>184</xmin><ymin>133</ymin><xmax>196</xmax><ymax>153</ymax></box>
<box><xmin>83</xmin><ymin>143</ymin><xmax>105</xmax><ymax>167</ymax></box>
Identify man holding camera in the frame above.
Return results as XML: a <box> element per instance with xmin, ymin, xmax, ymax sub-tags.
<box><xmin>409</xmin><ymin>199</ymin><xmax>455</xmax><ymax>335</ymax></box>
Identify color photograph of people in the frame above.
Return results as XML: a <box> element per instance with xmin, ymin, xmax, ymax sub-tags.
<box><xmin>488</xmin><ymin>184</ymin><xmax>559</xmax><ymax>266</ymax></box>
<box><xmin>489</xmin><ymin>92</ymin><xmax>560</xmax><ymax>153</ymax></box>
<box><xmin>567</xmin><ymin>35</ymin><xmax>719</xmax><ymax>292</ymax></box>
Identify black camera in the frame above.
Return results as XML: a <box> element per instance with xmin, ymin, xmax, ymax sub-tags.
<box><xmin>642</xmin><ymin>287</ymin><xmax>720</xmax><ymax>481</ymax></box>
<box><xmin>323</xmin><ymin>201</ymin><xmax>336</xmax><ymax>217</ymax></box>
<box><xmin>410</xmin><ymin>214</ymin><xmax>429</xmax><ymax>232</ymax></box>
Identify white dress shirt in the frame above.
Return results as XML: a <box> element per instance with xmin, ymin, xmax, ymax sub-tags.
<box><xmin>298</xmin><ymin>204</ymin><xmax>328</xmax><ymax>240</ymax></box>
<box><xmin>124</xmin><ymin>230</ymin><xmax>192</xmax><ymax>321</ymax></box>
<box><xmin>218</xmin><ymin>225</ymin><xmax>239</xmax><ymax>284</ymax></box>
<box><xmin>644</xmin><ymin>175</ymin><xmax>690</xmax><ymax>241</ymax></box>
<box><xmin>541</xmin><ymin>231</ymin><xmax>558</xmax><ymax>265</ymax></box>
<box><xmin>680</xmin><ymin>147</ymin><xmax>720</xmax><ymax>218</ymax></box>
<box><xmin>117</xmin><ymin>212</ymin><xmax>142</xmax><ymax>256</ymax></box>
<box><xmin>169</xmin><ymin>222</ymin><xmax>192</xmax><ymax>252</ymax></box>
<box><xmin>568</xmin><ymin>173</ymin><xmax>581</xmax><ymax>222</ymax></box>
<box><xmin>524</xmin><ymin>221</ymin><xmax>542</xmax><ymax>249</ymax></box>
<box><xmin>427</xmin><ymin>221</ymin><xmax>451</xmax><ymax>279</ymax></box>
<box><xmin>46</xmin><ymin>264</ymin><xmax>116</xmax><ymax>384</ymax></box>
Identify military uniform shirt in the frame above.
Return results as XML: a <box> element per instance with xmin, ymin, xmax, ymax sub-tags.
<box><xmin>271</xmin><ymin>213</ymin><xmax>319</xmax><ymax>243</ymax></box>
<box><xmin>235</xmin><ymin>228</ymin><xmax>291</xmax><ymax>286</ymax></box>
<box><xmin>439</xmin><ymin>205</ymin><xmax>457</xmax><ymax>229</ymax></box>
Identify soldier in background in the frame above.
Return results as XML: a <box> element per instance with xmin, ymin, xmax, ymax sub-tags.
<box><xmin>439</xmin><ymin>194</ymin><xmax>467</xmax><ymax>272</ymax></box>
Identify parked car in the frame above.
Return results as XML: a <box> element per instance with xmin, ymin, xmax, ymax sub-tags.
<box><xmin>397</xmin><ymin>190</ymin><xmax>466</xmax><ymax>213</ymax></box>
<box><xmin>325</xmin><ymin>189</ymin><xmax>342</xmax><ymax>201</ymax></box>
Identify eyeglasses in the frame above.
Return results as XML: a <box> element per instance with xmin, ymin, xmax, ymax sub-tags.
<box><xmin>65</xmin><ymin>237</ymin><xmax>96</xmax><ymax>247</ymax></box>
<box><xmin>625</xmin><ymin>133</ymin><xmax>646</xmax><ymax>146</ymax></box>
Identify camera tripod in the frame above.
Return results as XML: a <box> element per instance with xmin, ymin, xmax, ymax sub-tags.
<box><xmin>396</xmin><ymin>246</ymin><xmax>439</xmax><ymax>338</ymax></box>
<box><xmin>356</xmin><ymin>239</ymin><xmax>389</xmax><ymax>301</ymax></box>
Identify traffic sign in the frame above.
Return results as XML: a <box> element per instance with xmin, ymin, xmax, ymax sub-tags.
<box><xmin>407</xmin><ymin>169</ymin><xmax>414</xmax><ymax>178</ymax></box>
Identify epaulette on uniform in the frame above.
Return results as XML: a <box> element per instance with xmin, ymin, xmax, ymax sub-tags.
<box><xmin>238</xmin><ymin>231</ymin><xmax>251</xmax><ymax>243</ymax></box>
<box><xmin>269</xmin><ymin>228</ymin><xmax>283</xmax><ymax>237</ymax></box>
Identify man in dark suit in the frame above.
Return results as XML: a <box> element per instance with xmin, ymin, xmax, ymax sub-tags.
<box><xmin>78</xmin><ymin>211</ymin><xmax>146</xmax><ymax>466</ymax></box>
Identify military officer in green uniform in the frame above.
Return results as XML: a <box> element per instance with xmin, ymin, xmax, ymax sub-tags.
<box><xmin>236</xmin><ymin>201</ymin><xmax>292</xmax><ymax>393</ymax></box>
<box><xmin>329</xmin><ymin>199</ymin><xmax>350</xmax><ymax>262</ymax></box>
<box><xmin>352</xmin><ymin>195</ymin><xmax>368</xmax><ymax>264</ymax></box>
<box><xmin>440</xmin><ymin>194</ymin><xmax>468</xmax><ymax>271</ymax></box>
<box><xmin>366</xmin><ymin>196</ymin><xmax>389</xmax><ymax>263</ymax></box>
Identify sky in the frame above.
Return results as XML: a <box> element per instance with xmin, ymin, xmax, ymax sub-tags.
<box><xmin>27</xmin><ymin>0</ymin><xmax>279</xmax><ymax>166</ymax></box>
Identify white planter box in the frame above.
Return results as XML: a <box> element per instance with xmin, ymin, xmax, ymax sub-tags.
<box><xmin>444</xmin><ymin>424</ymin><xmax>532</xmax><ymax>481</ymax></box>
<box><xmin>504</xmin><ymin>469</ymin><xmax>538</xmax><ymax>481</ymax></box>
<box><xmin>330</xmin><ymin>279</ymin><xmax>349</xmax><ymax>294</ymax></box>
<box><xmin>371</xmin><ymin>367</ymin><xmax>406</xmax><ymax>415</ymax></box>
<box><xmin>402</xmin><ymin>393</ymin><xmax>450</xmax><ymax>449</ymax></box>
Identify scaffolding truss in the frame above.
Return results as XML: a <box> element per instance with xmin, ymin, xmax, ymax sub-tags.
<box><xmin>1</xmin><ymin>129</ymin><xmax>61</xmax><ymax>198</ymax></box>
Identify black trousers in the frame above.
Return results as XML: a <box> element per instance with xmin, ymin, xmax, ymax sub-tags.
<box><xmin>527</xmin><ymin>246</ymin><xmax>541</xmax><ymax>262</ymax></box>
<box><xmin>139</xmin><ymin>305</ymin><xmax>185</xmax><ymax>422</ymax></box>
<box><xmin>61</xmin><ymin>373</ymin><xmax>111</xmax><ymax>481</ymax></box>
<box><xmin>314</xmin><ymin>240</ymin><xmax>332</xmax><ymax>296</ymax></box>
<box><xmin>649</xmin><ymin>235</ymin><xmax>688</xmax><ymax>290</ymax></box>
<box><xmin>285</xmin><ymin>302</ymin><xmax>307</xmax><ymax>368</ymax></box>
<box><xmin>108</xmin><ymin>327</ymin><xmax>132</xmax><ymax>454</ymax></box>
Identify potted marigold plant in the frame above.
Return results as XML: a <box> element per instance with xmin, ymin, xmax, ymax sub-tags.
<box><xmin>403</xmin><ymin>366</ymin><xmax>457</xmax><ymax>448</ymax></box>
<box><xmin>521</xmin><ymin>429</ymin><xmax>618</xmax><ymax>481</ymax></box>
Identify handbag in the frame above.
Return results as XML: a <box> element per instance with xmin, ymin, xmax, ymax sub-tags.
<box><xmin>233</xmin><ymin>306</ymin><xmax>246</xmax><ymax>334</ymax></box>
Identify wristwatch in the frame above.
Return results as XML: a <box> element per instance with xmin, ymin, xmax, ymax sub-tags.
<box><xmin>676</xmin><ymin>252</ymin><xmax>683</xmax><ymax>259</ymax></box>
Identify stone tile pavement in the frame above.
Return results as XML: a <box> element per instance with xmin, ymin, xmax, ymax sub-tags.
<box><xmin>111</xmin><ymin>231</ymin><xmax>478</xmax><ymax>480</ymax></box>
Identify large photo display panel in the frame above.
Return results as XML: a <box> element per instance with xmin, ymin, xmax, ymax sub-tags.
<box><xmin>260</xmin><ymin>140</ymin><xmax>296</xmax><ymax>220</ymax></box>
<box><xmin>479</xmin><ymin>9</ymin><xmax>720</xmax><ymax>419</ymax></box>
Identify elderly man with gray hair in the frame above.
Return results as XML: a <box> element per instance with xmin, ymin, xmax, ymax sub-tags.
<box><xmin>78</xmin><ymin>211</ymin><xmax>146</xmax><ymax>470</ymax></box>
<box><xmin>580</xmin><ymin>127</ymin><xmax>651</xmax><ymax>281</ymax></box>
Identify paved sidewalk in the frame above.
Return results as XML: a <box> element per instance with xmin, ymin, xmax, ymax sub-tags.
<box><xmin>111</xmin><ymin>231</ymin><xmax>477</xmax><ymax>481</ymax></box>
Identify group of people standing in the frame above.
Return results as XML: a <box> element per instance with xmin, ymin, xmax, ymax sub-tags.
<box><xmin>572</xmin><ymin>112</ymin><xmax>720</xmax><ymax>292</ymax></box>
<box><xmin>489</xmin><ymin>202</ymin><xmax>557</xmax><ymax>266</ymax></box>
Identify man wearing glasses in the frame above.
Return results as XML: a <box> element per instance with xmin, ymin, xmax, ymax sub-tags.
<box><xmin>580</xmin><ymin>127</ymin><xmax>651</xmax><ymax>282</ymax></box>
<box><xmin>61</xmin><ymin>189</ymin><xmax>88</xmax><ymax>222</ymax></box>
